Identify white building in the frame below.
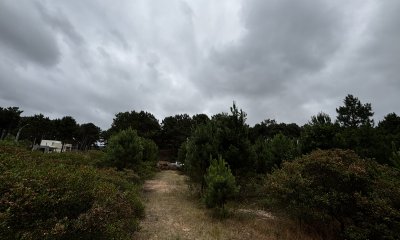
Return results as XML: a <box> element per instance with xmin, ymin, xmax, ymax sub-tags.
<box><xmin>32</xmin><ymin>140</ymin><xmax>72</xmax><ymax>153</ymax></box>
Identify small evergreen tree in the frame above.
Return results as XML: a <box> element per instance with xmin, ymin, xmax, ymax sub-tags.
<box><xmin>204</xmin><ymin>156</ymin><xmax>239</xmax><ymax>217</ymax></box>
<box><xmin>269</xmin><ymin>133</ymin><xmax>298</xmax><ymax>167</ymax></box>
<box><xmin>105</xmin><ymin>128</ymin><xmax>143</xmax><ymax>170</ymax></box>
<box><xmin>185</xmin><ymin>122</ymin><xmax>219</xmax><ymax>190</ymax></box>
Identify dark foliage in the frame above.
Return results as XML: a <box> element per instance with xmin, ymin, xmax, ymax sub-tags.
<box><xmin>0</xmin><ymin>145</ymin><xmax>144</xmax><ymax>240</ymax></box>
<box><xmin>265</xmin><ymin>149</ymin><xmax>400</xmax><ymax>240</ymax></box>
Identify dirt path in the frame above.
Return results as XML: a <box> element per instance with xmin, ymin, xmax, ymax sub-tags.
<box><xmin>133</xmin><ymin>170</ymin><xmax>316</xmax><ymax>240</ymax></box>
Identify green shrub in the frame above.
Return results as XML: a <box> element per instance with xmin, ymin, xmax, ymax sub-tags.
<box><xmin>204</xmin><ymin>156</ymin><xmax>239</xmax><ymax>218</ymax></box>
<box><xmin>265</xmin><ymin>149</ymin><xmax>400</xmax><ymax>240</ymax></box>
<box><xmin>141</xmin><ymin>138</ymin><xmax>158</xmax><ymax>163</ymax></box>
<box><xmin>0</xmin><ymin>146</ymin><xmax>144</xmax><ymax>240</ymax></box>
<box><xmin>105</xmin><ymin>128</ymin><xmax>143</xmax><ymax>170</ymax></box>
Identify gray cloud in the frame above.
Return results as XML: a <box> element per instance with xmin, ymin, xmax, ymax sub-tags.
<box><xmin>0</xmin><ymin>0</ymin><xmax>399</xmax><ymax>129</ymax></box>
<box><xmin>192</xmin><ymin>0</ymin><xmax>348</xmax><ymax>122</ymax></box>
<box><xmin>0</xmin><ymin>0</ymin><xmax>60</xmax><ymax>66</ymax></box>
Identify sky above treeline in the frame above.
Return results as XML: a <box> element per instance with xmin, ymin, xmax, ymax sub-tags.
<box><xmin>0</xmin><ymin>0</ymin><xmax>399</xmax><ymax>130</ymax></box>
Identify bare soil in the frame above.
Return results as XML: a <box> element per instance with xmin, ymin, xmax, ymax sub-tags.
<box><xmin>133</xmin><ymin>170</ymin><xmax>320</xmax><ymax>240</ymax></box>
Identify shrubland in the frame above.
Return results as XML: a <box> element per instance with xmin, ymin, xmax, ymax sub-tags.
<box><xmin>103</xmin><ymin>128</ymin><xmax>158</xmax><ymax>179</ymax></box>
<box><xmin>2</xmin><ymin>94</ymin><xmax>400</xmax><ymax>239</ymax></box>
<box><xmin>265</xmin><ymin>149</ymin><xmax>400</xmax><ymax>240</ymax></box>
<box><xmin>180</xmin><ymin>99</ymin><xmax>400</xmax><ymax>239</ymax></box>
<box><xmin>0</xmin><ymin>134</ymin><xmax>158</xmax><ymax>239</ymax></box>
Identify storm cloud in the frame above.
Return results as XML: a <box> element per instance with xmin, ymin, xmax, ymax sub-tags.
<box><xmin>0</xmin><ymin>0</ymin><xmax>399</xmax><ymax>129</ymax></box>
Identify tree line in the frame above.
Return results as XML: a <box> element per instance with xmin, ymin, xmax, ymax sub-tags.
<box><xmin>0</xmin><ymin>109</ymin><xmax>101</xmax><ymax>150</ymax></box>
<box><xmin>1</xmin><ymin>94</ymin><xmax>400</xmax><ymax>166</ymax></box>
<box><xmin>176</xmin><ymin>95</ymin><xmax>400</xmax><ymax>239</ymax></box>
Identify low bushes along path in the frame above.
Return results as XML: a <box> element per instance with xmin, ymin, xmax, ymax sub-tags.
<box><xmin>133</xmin><ymin>170</ymin><xmax>320</xmax><ymax>240</ymax></box>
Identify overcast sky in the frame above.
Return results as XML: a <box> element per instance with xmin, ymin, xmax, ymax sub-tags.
<box><xmin>0</xmin><ymin>0</ymin><xmax>399</xmax><ymax>129</ymax></box>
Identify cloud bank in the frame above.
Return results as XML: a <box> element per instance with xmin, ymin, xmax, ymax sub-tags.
<box><xmin>0</xmin><ymin>0</ymin><xmax>399</xmax><ymax>129</ymax></box>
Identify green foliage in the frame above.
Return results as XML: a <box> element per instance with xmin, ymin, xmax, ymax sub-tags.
<box><xmin>250</xmin><ymin>119</ymin><xmax>301</xmax><ymax>142</ymax></box>
<box><xmin>160</xmin><ymin>114</ymin><xmax>193</xmax><ymax>157</ymax></box>
<box><xmin>268</xmin><ymin>133</ymin><xmax>298</xmax><ymax>166</ymax></box>
<box><xmin>77</xmin><ymin>123</ymin><xmax>101</xmax><ymax>150</ymax></box>
<box><xmin>184</xmin><ymin>103</ymin><xmax>257</xmax><ymax>191</ymax></box>
<box><xmin>109</xmin><ymin>110</ymin><xmax>160</xmax><ymax>141</ymax></box>
<box><xmin>252</xmin><ymin>139</ymin><xmax>273</xmax><ymax>173</ymax></box>
<box><xmin>57</xmin><ymin>116</ymin><xmax>79</xmax><ymax>145</ymax></box>
<box><xmin>0</xmin><ymin>107</ymin><xmax>22</xmax><ymax>140</ymax></box>
<box><xmin>335</xmin><ymin>126</ymin><xmax>390</xmax><ymax>164</ymax></box>
<box><xmin>203</xmin><ymin>156</ymin><xmax>239</xmax><ymax>217</ymax></box>
<box><xmin>185</xmin><ymin>122</ymin><xmax>219</xmax><ymax>189</ymax></box>
<box><xmin>252</xmin><ymin>133</ymin><xmax>298</xmax><ymax>174</ymax></box>
<box><xmin>105</xmin><ymin>128</ymin><xmax>144</xmax><ymax>171</ymax></box>
<box><xmin>300</xmin><ymin>112</ymin><xmax>339</xmax><ymax>153</ymax></box>
<box><xmin>336</xmin><ymin>94</ymin><xmax>374</xmax><ymax>127</ymax></box>
<box><xmin>0</xmin><ymin>146</ymin><xmax>144</xmax><ymax>240</ymax></box>
<box><xmin>177</xmin><ymin>141</ymin><xmax>187</xmax><ymax>165</ymax></box>
<box><xmin>104</xmin><ymin>129</ymin><xmax>158</xmax><ymax>179</ymax></box>
<box><xmin>141</xmin><ymin>138</ymin><xmax>158</xmax><ymax>163</ymax></box>
<box><xmin>18</xmin><ymin>114</ymin><xmax>52</xmax><ymax>144</ymax></box>
<box><xmin>265</xmin><ymin>149</ymin><xmax>400</xmax><ymax>240</ymax></box>
<box><xmin>390</xmin><ymin>143</ymin><xmax>400</xmax><ymax>169</ymax></box>
<box><xmin>212</xmin><ymin>103</ymin><xmax>256</xmax><ymax>174</ymax></box>
<box><xmin>379</xmin><ymin>113</ymin><xmax>400</xmax><ymax>136</ymax></box>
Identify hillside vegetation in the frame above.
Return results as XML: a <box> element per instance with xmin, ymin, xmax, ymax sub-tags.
<box><xmin>0</xmin><ymin>145</ymin><xmax>146</xmax><ymax>240</ymax></box>
<box><xmin>2</xmin><ymin>94</ymin><xmax>400</xmax><ymax>239</ymax></box>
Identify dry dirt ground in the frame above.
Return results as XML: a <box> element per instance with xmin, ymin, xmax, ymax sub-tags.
<box><xmin>133</xmin><ymin>170</ymin><xmax>319</xmax><ymax>240</ymax></box>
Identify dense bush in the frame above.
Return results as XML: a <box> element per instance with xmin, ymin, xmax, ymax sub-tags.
<box><xmin>104</xmin><ymin>128</ymin><xmax>158</xmax><ymax>179</ymax></box>
<box><xmin>265</xmin><ymin>149</ymin><xmax>400</xmax><ymax>240</ymax></box>
<box><xmin>203</xmin><ymin>156</ymin><xmax>239</xmax><ymax>217</ymax></box>
<box><xmin>0</xmin><ymin>146</ymin><xmax>144</xmax><ymax>240</ymax></box>
<box><xmin>141</xmin><ymin>138</ymin><xmax>158</xmax><ymax>163</ymax></box>
<box><xmin>105</xmin><ymin>128</ymin><xmax>144</xmax><ymax>170</ymax></box>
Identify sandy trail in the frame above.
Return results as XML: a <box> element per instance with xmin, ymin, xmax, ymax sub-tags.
<box><xmin>133</xmin><ymin>170</ymin><xmax>316</xmax><ymax>240</ymax></box>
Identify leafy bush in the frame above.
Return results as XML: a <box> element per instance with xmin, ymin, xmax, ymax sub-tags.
<box><xmin>105</xmin><ymin>128</ymin><xmax>144</xmax><ymax>170</ymax></box>
<box><xmin>0</xmin><ymin>146</ymin><xmax>144</xmax><ymax>240</ymax></box>
<box><xmin>141</xmin><ymin>138</ymin><xmax>158</xmax><ymax>163</ymax></box>
<box><xmin>252</xmin><ymin>133</ymin><xmax>298</xmax><ymax>174</ymax></box>
<box><xmin>204</xmin><ymin>156</ymin><xmax>239</xmax><ymax>217</ymax></box>
<box><xmin>104</xmin><ymin>129</ymin><xmax>158</xmax><ymax>179</ymax></box>
<box><xmin>265</xmin><ymin>149</ymin><xmax>400</xmax><ymax>240</ymax></box>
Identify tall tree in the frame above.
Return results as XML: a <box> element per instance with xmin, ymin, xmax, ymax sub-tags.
<box><xmin>0</xmin><ymin>107</ymin><xmax>23</xmax><ymax>139</ymax></box>
<box><xmin>378</xmin><ymin>113</ymin><xmax>400</xmax><ymax>135</ymax></box>
<box><xmin>109</xmin><ymin>110</ymin><xmax>160</xmax><ymax>140</ymax></box>
<box><xmin>160</xmin><ymin>114</ymin><xmax>193</xmax><ymax>155</ymax></box>
<box><xmin>192</xmin><ymin>113</ymin><xmax>210</xmax><ymax>126</ymax></box>
<box><xmin>378</xmin><ymin>113</ymin><xmax>400</xmax><ymax>166</ymax></box>
<box><xmin>300</xmin><ymin>112</ymin><xmax>338</xmax><ymax>153</ymax></box>
<box><xmin>77</xmin><ymin>123</ymin><xmax>101</xmax><ymax>150</ymax></box>
<box><xmin>57</xmin><ymin>116</ymin><xmax>79</xmax><ymax>147</ymax></box>
<box><xmin>18</xmin><ymin>114</ymin><xmax>52</xmax><ymax>144</ymax></box>
<box><xmin>212</xmin><ymin>103</ymin><xmax>256</xmax><ymax>174</ymax></box>
<box><xmin>250</xmin><ymin>119</ymin><xmax>300</xmax><ymax>142</ymax></box>
<box><xmin>336</xmin><ymin>94</ymin><xmax>374</xmax><ymax>127</ymax></box>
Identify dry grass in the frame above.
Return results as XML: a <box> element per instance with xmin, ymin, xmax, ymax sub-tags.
<box><xmin>133</xmin><ymin>170</ymin><xmax>322</xmax><ymax>240</ymax></box>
